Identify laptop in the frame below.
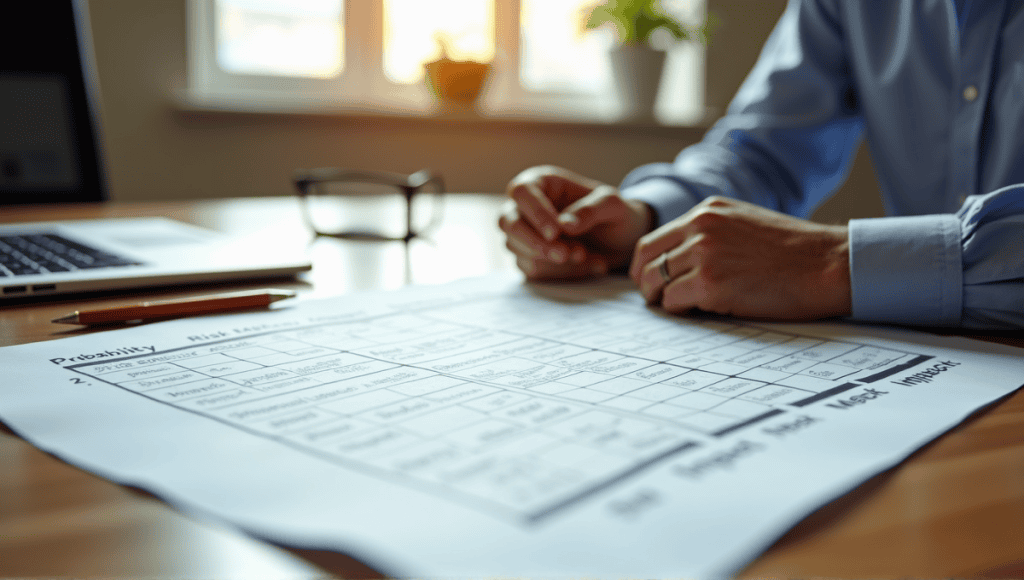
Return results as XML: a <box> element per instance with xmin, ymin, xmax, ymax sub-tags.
<box><xmin>0</xmin><ymin>1</ymin><xmax>311</xmax><ymax>300</ymax></box>
<box><xmin>0</xmin><ymin>218</ymin><xmax>311</xmax><ymax>300</ymax></box>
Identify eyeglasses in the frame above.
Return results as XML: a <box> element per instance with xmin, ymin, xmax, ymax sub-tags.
<box><xmin>293</xmin><ymin>168</ymin><xmax>445</xmax><ymax>243</ymax></box>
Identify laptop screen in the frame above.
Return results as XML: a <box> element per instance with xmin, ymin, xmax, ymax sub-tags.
<box><xmin>0</xmin><ymin>0</ymin><xmax>106</xmax><ymax>205</ymax></box>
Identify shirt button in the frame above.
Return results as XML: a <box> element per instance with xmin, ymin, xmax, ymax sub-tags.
<box><xmin>963</xmin><ymin>85</ymin><xmax>979</xmax><ymax>101</ymax></box>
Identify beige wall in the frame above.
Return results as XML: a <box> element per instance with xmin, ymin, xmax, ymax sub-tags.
<box><xmin>86</xmin><ymin>0</ymin><xmax>882</xmax><ymax>222</ymax></box>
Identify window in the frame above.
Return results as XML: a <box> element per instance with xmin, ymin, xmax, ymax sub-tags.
<box><xmin>216</xmin><ymin>0</ymin><xmax>344</xmax><ymax>79</ymax></box>
<box><xmin>188</xmin><ymin>0</ymin><xmax>705</xmax><ymax>123</ymax></box>
<box><xmin>382</xmin><ymin>0</ymin><xmax>495</xmax><ymax>85</ymax></box>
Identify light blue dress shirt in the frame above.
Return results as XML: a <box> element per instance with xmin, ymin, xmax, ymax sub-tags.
<box><xmin>620</xmin><ymin>0</ymin><xmax>1024</xmax><ymax>329</ymax></box>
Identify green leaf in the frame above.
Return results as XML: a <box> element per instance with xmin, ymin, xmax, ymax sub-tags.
<box><xmin>581</xmin><ymin>0</ymin><xmax>706</xmax><ymax>47</ymax></box>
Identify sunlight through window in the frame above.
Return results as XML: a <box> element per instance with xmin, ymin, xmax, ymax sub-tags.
<box><xmin>520</xmin><ymin>0</ymin><xmax>613</xmax><ymax>94</ymax></box>
<box><xmin>216</xmin><ymin>0</ymin><xmax>344</xmax><ymax>78</ymax></box>
<box><xmin>383</xmin><ymin>0</ymin><xmax>495</xmax><ymax>84</ymax></box>
<box><xmin>199</xmin><ymin>0</ymin><xmax>705</xmax><ymax>122</ymax></box>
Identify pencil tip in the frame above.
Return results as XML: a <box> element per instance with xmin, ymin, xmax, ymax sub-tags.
<box><xmin>52</xmin><ymin>313</ymin><xmax>79</xmax><ymax>324</ymax></box>
<box><xmin>269</xmin><ymin>290</ymin><xmax>297</xmax><ymax>304</ymax></box>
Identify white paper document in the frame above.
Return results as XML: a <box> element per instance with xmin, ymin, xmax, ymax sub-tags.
<box><xmin>1</xmin><ymin>276</ymin><xmax>1021</xmax><ymax>578</ymax></box>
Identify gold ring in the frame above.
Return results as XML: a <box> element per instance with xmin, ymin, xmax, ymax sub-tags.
<box><xmin>657</xmin><ymin>253</ymin><xmax>671</xmax><ymax>284</ymax></box>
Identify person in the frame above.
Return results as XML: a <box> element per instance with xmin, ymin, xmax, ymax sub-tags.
<box><xmin>499</xmin><ymin>0</ymin><xmax>1024</xmax><ymax>330</ymax></box>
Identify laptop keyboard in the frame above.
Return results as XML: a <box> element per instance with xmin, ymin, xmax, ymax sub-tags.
<box><xmin>0</xmin><ymin>233</ymin><xmax>141</xmax><ymax>277</ymax></box>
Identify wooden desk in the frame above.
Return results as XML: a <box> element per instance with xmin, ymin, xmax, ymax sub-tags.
<box><xmin>2</xmin><ymin>198</ymin><xmax>1022</xmax><ymax>578</ymax></box>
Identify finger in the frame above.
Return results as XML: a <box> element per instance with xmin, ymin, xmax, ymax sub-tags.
<box><xmin>508</xmin><ymin>180</ymin><xmax>562</xmax><ymax>242</ymax></box>
<box><xmin>638</xmin><ymin>233</ymin><xmax>704</xmax><ymax>301</ymax></box>
<box><xmin>660</xmin><ymin>268</ymin><xmax>705</xmax><ymax>315</ymax></box>
<box><xmin>556</xmin><ymin>184</ymin><xmax>621</xmax><ymax>236</ymax></box>
<box><xmin>503</xmin><ymin>220</ymin><xmax>572</xmax><ymax>263</ymax></box>
<box><xmin>638</xmin><ymin>252</ymin><xmax>671</xmax><ymax>303</ymax></box>
<box><xmin>629</xmin><ymin>202</ymin><xmax>728</xmax><ymax>281</ymax></box>
<box><xmin>507</xmin><ymin>165</ymin><xmax>616</xmax><ymax>235</ymax></box>
<box><xmin>496</xmin><ymin>200</ymin><xmax>518</xmax><ymax>234</ymax></box>
<box><xmin>498</xmin><ymin>203</ymin><xmax>565</xmax><ymax>261</ymax></box>
<box><xmin>629</xmin><ymin>221</ymin><xmax>690</xmax><ymax>282</ymax></box>
<box><xmin>516</xmin><ymin>256</ymin><xmax>538</xmax><ymax>278</ymax></box>
<box><xmin>532</xmin><ymin>166</ymin><xmax>609</xmax><ymax>204</ymax></box>
<box><xmin>498</xmin><ymin>205</ymin><xmax>537</xmax><ymax>256</ymax></box>
<box><xmin>505</xmin><ymin>235</ymin><xmax>538</xmax><ymax>259</ymax></box>
<box><xmin>567</xmin><ymin>242</ymin><xmax>587</xmax><ymax>264</ymax></box>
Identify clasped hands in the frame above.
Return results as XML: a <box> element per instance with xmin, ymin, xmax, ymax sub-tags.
<box><xmin>498</xmin><ymin>166</ymin><xmax>853</xmax><ymax>321</ymax></box>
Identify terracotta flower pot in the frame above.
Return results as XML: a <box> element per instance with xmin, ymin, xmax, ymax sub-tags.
<box><xmin>424</xmin><ymin>57</ymin><xmax>491</xmax><ymax>111</ymax></box>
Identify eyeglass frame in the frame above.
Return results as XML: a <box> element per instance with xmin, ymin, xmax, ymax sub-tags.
<box><xmin>293</xmin><ymin>168</ymin><xmax>445</xmax><ymax>243</ymax></box>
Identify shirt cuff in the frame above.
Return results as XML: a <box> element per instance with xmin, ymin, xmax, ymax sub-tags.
<box><xmin>848</xmin><ymin>215</ymin><xmax>963</xmax><ymax>327</ymax></box>
<box><xmin>620</xmin><ymin>178</ymin><xmax>701</xmax><ymax>228</ymax></box>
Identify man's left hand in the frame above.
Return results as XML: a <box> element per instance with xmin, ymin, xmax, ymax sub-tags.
<box><xmin>629</xmin><ymin>196</ymin><xmax>852</xmax><ymax>320</ymax></box>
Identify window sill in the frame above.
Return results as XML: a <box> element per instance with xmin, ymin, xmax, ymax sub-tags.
<box><xmin>172</xmin><ymin>89</ymin><xmax>718</xmax><ymax>135</ymax></box>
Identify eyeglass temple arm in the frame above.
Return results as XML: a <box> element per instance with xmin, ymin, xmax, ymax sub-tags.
<box><xmin>293</xmin><ymin>169</ymin><xmax>444</xmax><ymax>194</ymax></box>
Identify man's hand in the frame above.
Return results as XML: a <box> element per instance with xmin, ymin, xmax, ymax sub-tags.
<box><xmin>499</xmin><ymin>166</ymin><xmax>653</xmax><ymax>280</ymax></box>
<box><xmin>629</xmin><ymin>196</ymin><xmax>852</xmax><ymax>320</ymax></box>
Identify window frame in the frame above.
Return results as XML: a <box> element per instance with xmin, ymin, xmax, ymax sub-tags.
<box><xmin>187</xmin><ymin>0</ymin><xmax>703</xmax><ymax>122</ymax></box>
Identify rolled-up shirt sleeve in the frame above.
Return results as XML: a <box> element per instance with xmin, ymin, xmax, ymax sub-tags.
<box><xmin>850</xmin><ymin>185</ymin><xmax>1024</xmax><ymax>329</ymax></box>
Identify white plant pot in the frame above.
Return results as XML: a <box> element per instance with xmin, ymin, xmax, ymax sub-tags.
<box><xmin>608</xmin><ymin>44</ymin><xmax>667</xmax><ymax>123</ymax></box>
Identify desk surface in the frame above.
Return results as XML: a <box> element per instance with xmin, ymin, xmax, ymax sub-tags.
<box><xmin>1</xmin><ymin>197</ymin><xmax>1022</xmax><ymax>579</ymax></box>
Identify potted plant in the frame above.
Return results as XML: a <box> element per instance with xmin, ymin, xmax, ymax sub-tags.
<box><xmin>423</xmin><ymin>34</ymin><xmax>492</xmax><ymax>115</ymax></box>
<box><xmin>583</xmin><ymin>0</ymin><xmax>711</xmax><ymax>122</ymax></box>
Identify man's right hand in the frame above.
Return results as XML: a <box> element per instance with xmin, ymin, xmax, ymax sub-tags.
<box><xmin>499</xmin><ymin>165</ymin><xmax>653</xmax><ymax>280</ymax></box>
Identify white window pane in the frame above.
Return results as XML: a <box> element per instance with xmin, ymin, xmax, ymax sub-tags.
<box><xmin>383</xmin><ymin>0</ymin><xmax>495</xmax><ymax>84</ymax></box>
<box><xmin>521</xmin><ymin>0</ymin><xmax>705</xmax><ymax>121</ymax></box>
<box><xmin>662</xmin><ymin>0</ymin><xmax>706</xmax><ymax>30</ymax></box>
<box><xmin>216</xmin><ymin>0</ymin><xmax>344</xmax><ymax>78</ymax></box>
<box><xmin>520</xmin><ymin>0</ymin><xmax>612</xmax><ymax>94</ymax></box>
<box><xmin>656</xmin><ymin>0</ymin><xmax>706</xmax><ymax>123</ymax></box>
